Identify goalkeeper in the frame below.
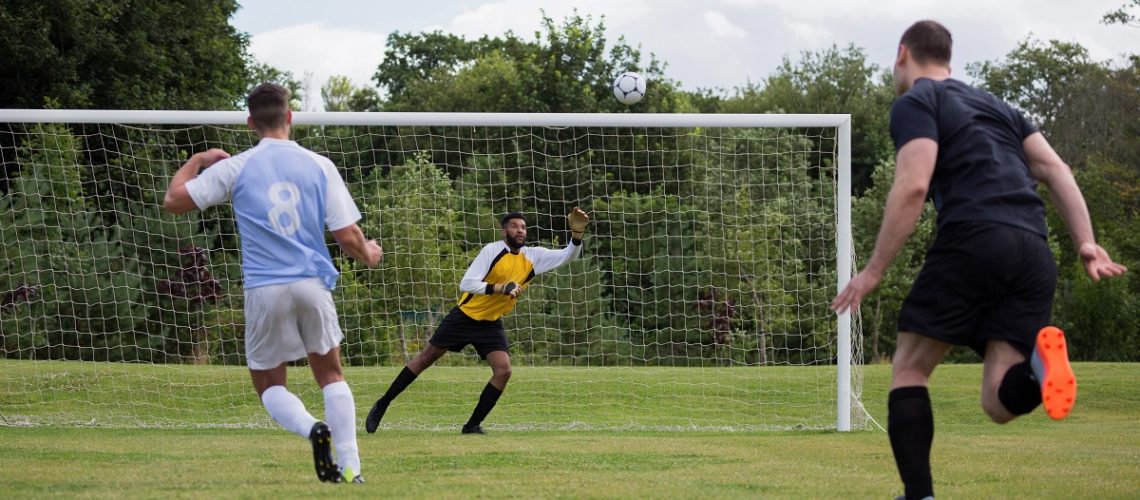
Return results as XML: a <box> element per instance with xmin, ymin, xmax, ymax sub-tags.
<box><xmin>366</xmin><ymin>208</ymin><xmax>589</xmax><ymax>434</ymax></box>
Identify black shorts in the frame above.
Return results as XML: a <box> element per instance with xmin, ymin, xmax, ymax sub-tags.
<box><xmin>898</xmin><ymin>222</ymin><xmax>1057</xmax><ymax>357</ymax></box>
<box><xmin>429</xmin><ymin>307</ymin><xmax>509</xmax><ymax>359</ymax></box>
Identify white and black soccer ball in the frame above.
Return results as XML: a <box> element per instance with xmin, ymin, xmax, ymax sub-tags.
<box><xmin>612</xmin><ymin>71</ymin><xmax>647</xmax><ymax>105</ymax></box>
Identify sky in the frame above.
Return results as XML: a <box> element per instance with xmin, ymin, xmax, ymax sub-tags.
<box><xmin>232</xmin><ymin>0</ymin><xmax>1139</xmax><ymax>110</ymax></box>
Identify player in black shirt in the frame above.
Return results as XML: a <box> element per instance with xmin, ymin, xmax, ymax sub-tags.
<box><xmin>830</xmin><ymin>20</ymin><xmax>1127</xmax><ymax>500</ymax></box>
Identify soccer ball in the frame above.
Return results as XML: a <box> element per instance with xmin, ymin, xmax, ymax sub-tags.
<box><xmin>612</xmin><ymin>71</ymin><xmax>646</xmax><ymax>105</ymax></box>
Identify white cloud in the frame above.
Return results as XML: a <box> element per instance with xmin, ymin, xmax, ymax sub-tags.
<box><xmin>249</xmin><ymin>23</ymin><xmax>386</xmax><ymax>110</ymax></box>
<box><xmin>704</xmin><ymin>11</ymin><xmax>749</xmax><ymax>39</ymax></box>
<box><xmin>783</xmin><ymin>18</ymin><xmax>831</xmax><ymax>48</ymax></box>
<box><xmin>234</xmin><ymin>0</ymin><xmax>1140</xmax><ymax>102</ymax></box>
<box><xmin>446</xmin><ymin>0</ymin><xmax>659</xmax><ymax>40</ymax></box>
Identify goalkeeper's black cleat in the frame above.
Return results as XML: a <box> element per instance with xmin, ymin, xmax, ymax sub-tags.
<box><xmin>461</xmin><ymin>424</ymin><xmax>485</xmax><ymax>435</ymax></box>
<box><xmin>309</xmin><ymin>421</ymin><xmax>342</xmax><ymax>483</ymax></box>
<box><xmin>365</xmin><ymin>398</ymin><xmax>390</xmax><ymax>434</ymax></box>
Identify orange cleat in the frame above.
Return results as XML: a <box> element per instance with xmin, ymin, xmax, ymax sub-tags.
<box><xmin>1033</xmin><ymin>326</ymin><xmax>1077</xmax><ymax>420</ymax></box>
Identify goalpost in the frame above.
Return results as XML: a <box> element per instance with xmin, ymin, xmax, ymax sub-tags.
<box><xmin>0</xmin><ymin>110</ymin><xmax>862</xmax><ymax>431</ymax></box>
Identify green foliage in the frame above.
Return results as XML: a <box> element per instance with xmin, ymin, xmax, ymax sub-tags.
<box><xmin>321</xmin><ymin>75</ymin><xmax>380</xmax><ymax>112</ymax></box>
<box><xmin>595</xmin><ymin>187</ymin><xmax>710</xmax><ymax>363</ymax></box>
<box><xmin>375</xmin><ymin>12</ymin><xmax>696</xmax><ymax>114</ymax></box>
<box><xmin>851</xmin><ymin>159</ymin><xmax>936</xmax><ymax>361</ymax></box>
<box><xmin>0</xmin><ymin>0</ymin><xmax>251</xmax><ymax>110</ymax></box>
<box><xmin>967</xmin><ymin>39</ymin><xmax>1106</xmax><ymax>133</ymax></box>
<box><xmin>0</xmin><ymin>125</ymin><xmax>144</xmax><ymax>360</ymax></box>
<box><xmin>1048</xmin><ymin>158</ymin><xmax>1140</xmax><ymax>361</ymax></box>
<box><xmin>974</xmin><ymin>39</ymin><xmax>1139</xmax><ymax>362</ymax></box>
<box><xmin>247</xmin><ymin>62</ymin><xmax>305</xmax><ymax>110</ymax></box>
<box><xmin>1102</xmin><ymin>0</ymin><xmax>1140</xmax><ymax>26</ymax></box>
<box><xmin>719</xmin><ymin>44</ymin><xmax>896</xmax><ymax>193</ymax></box>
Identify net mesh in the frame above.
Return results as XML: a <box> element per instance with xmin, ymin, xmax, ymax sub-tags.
<box><xmin>0</xmin><ymin>115</ymin><xmax>863</xmax><ymax>430</ymax></box>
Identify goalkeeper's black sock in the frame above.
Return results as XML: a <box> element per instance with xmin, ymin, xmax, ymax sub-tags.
<box><xmin>381</xmin><ymin>366</ymin><xmax>418</xmax><ymax>404</ymax></box>
<box><xmin>888</xmin><ymin>386</ymin><xmax>935</xmax><ymax>500</ymax></box>
<box><xmin>998</xmin><ymin>360</ymin><xmax>1042</xmax><ymax>416</ymax></box>
<box><xmin>463</xmin><ymin>383</ymin><xmax>503</xmax><ymax>430</ymax></box>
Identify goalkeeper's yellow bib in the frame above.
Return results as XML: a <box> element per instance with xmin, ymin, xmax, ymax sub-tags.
<box><xmin>458</xmin><ymin>249</ymin><xmax>535</xmax><ymax>321</ymax></box>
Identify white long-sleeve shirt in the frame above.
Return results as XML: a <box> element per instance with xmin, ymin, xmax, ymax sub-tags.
<box><xmin>456</xmin><ymin>239</ymin><xmax>582</xmax><ymax>321</ymax></box>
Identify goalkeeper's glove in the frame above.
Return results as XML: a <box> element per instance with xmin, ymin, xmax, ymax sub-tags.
<box><xmin>568</xmin><ymin>206</ymin><xmax>590</xmax><ymax>240</ymax></box>
<box><xmin>491</xmin><ymin>282</ymin><xmax>522</xmax><ymax>298</ymax></box>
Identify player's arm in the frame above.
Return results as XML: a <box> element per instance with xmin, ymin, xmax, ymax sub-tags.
<box><xmin>530</xmin><ymin>208</ymin><xmax>589</xmax><ymax>275</ymax></box>
<box><xmin>1023</xmin><ymin>132</ymin><xmax>1127</xmax><ymax>281</ymax></box>
<box><xmin>830</xmin><ymin>138</ymin><xmax>936</xmax><ymax>314</ymax></box>
<box><xmin>332</xmin><ymin>224</ymin><xmax>382</xmax><ymax>267</ymax></box>
<box><xmin>459</xmin><ymin>246</ymin><xmax>521</xmax><ymax>297</ymax></box>
<box><xmin>163</xmin><ymin>149</ymin><xmax>231</xmax><ymax>214</ymax></box>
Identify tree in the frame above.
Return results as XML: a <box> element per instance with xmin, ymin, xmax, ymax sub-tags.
<box><xmin>850</xmin><ymin>159</ymin><xmax>936</xmax><ymax>361</ymax></box>
<box><xmin>374</xmin><ymin>12</ymin><xmax>697</xmax><ymax>114</ymax></box>
<box><xmin>248</xmin><ymin>62</ymin><xmax>304</xmax><ymax>110</ymax></box>
<box><xmin>1102</xmin><ymin>0</ymin><xmax>1140</xmax><ymax>27</ymax></box>
<box><xmin>0</xmin><ymin>0</ymin><xmax>252</xmax><ymax>110</ymax></box>
<box><xmin>967</xmin><ymin>39</ymin><xmax>1106</xmax><ymax>134</ymax></box>
<box><xmin>0</xmin><ymin>125</ymin><xmax>145</xmax><ymax>360</ymax></box>
<box><xmin>321</xmin><ymin>75</ymin><xmax>380</xmax><ymax>112</ymax></box>
<box><xmin>719</xmin><ymin>45</ymin><xmax>896</xmax><ymax>193</ymax></box>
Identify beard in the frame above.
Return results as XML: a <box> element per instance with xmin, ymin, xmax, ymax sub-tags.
<box><xmin>505</xmin><ymin>233</ymin><xmax>526</xmax><ymax>250</ymax></box>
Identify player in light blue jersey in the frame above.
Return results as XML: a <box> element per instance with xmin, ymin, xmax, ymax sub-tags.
<box><xmin>163</xmin><ymin>83</ymin><xmax>382</xmax><ymax>484</ymax></box>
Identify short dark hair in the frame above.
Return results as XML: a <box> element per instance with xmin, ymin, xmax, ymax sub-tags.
<box><xmin>501</xmin><ymin>212</ymin><xmax>526</xmax><ymax>227</ymax></box>
<box><xmin>900</xmin><ymin>20</ymin><xmax>952</xmax><ymax>65</ymax></box>
<box><xmin>246</xmin><ymin>83</ymin><xmax>290</xmax><ymax>130</ymax></box>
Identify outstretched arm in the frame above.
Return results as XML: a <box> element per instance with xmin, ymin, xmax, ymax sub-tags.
<box><xmin>163</xmin><ymin>148</ymin><xmax>231</xmax><ymax>214</ymax></box>
<box><xmin>1023</xmin><ymin>132</ymin><xmax>1127</xmax><ymax>281</ymax></box>
<box><xmin>830</xmin><ymin>138</ymin><xmax>936</xmax><ymax>314</ymax></box>
<box><xmin>530</xmin><ymin>207</ymin><xmax>590</xmax><ymax>275</ymax></box>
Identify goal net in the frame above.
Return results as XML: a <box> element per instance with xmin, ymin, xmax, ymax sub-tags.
<box><xmin>0</xmin><ymin>110</ymin><xmax>863</xmax><ymax>431</ymax></box>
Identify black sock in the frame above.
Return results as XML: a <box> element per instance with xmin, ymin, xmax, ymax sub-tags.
<box><xmin>381</xmin><ymin>366</ymin><xmax>418</xmax><ymax>403</ymax></box>
<box><xmin>464</xmin><ymin>383</ymin><xmax>503</xmax><ymax>429</ymax></box>
<box><xmin>998</xmin><ymin>360</ymin><xmax>1042</xmax><ymax>415</ymax></box>
<box><xmin>888</xmin><ymin>386</ymin><xmax>934</xmax><ymax>500</ymax></box>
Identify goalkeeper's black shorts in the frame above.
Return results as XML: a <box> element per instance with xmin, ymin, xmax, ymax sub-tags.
<box><xmin>429</xmin><ymin>307</ymin><xmax>509</xmax><ymax>359</ymax></box>
<box><xmin>898</xmin><ymin>221</ymin><xmax>1057</xmax><ymax>357</ymax></box>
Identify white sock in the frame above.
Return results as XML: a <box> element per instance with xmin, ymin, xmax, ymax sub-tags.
<box><xmin>261</xmin><ymin>385</ymin><xmax>318</xmax><ymax>438</ymax></box>
<box><xmin>322</xmin><ymin>381</ymin><xmax>360</xmax><ymax>476</ymax></box>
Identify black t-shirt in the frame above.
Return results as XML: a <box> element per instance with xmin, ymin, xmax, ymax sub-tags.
<box><xmin>889</xmin><ymin>78</ymin><xmax>1047</xmax><ymax>236</ymax></box>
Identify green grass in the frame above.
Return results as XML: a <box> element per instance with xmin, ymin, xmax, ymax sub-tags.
<box><xmin>1</xmin><ymin>363</ymin><xmax>1138</xmax><ymax>498</ymax></box>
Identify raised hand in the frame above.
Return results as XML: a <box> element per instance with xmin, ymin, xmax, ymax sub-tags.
<box><xmin>568</xmin><ymin>207</ymin><xmax>590</xmax><ymax>239</ymax></box>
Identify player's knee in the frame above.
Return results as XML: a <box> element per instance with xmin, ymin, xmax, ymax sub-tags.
<box><xmin>494</xmin><ymin>364</ymin><xmax>512</xmax><ymax>381</ymax></box>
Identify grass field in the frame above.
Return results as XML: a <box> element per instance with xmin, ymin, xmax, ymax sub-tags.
<box><xmin>1</xmin><ymin>362</ymin><xmax>1138</xmax><ymax>498</ymax></box>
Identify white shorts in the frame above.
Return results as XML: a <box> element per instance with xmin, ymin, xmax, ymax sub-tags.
<box><xmin>244</xmin><ymin>277</ymin><xmax>344</xmax><ymax>370</ymax></box>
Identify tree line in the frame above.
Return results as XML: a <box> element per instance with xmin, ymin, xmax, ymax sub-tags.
<box><xmin>0</xmin><ymin>2</ymin><xmax>1136</xmax><ymax>364</ymax></box>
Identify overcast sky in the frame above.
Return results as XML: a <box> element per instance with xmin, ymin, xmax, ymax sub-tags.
<box><xmin>232</xmin><ymin>0</ymin><xmax>1139</xmax><ymax>109</ymax></box>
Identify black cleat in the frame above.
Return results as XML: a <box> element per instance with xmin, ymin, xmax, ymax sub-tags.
<box><xmin>365</xmin><ymin>398</ymin><xmax>390</xmax><ymax>434</ymax></box>
<box><xmin>351</xmin><ymin>475</ymin><xmax>365</xmax><ymax>484</ymax></box>
<box><xmin>461</xmin><ymin>425</ymin><xmax>485</xmax><ymax>435</ymax></box>
<box><xmin>309</xmin><ymin>421</ymin><xmax>342</xmax><ymax>483</ymax></box>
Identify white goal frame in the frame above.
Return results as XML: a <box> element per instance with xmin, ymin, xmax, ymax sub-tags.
<box><xmin>1</xmin><ymin>109</ymin><xmax>856</xmax><ymax>431</ymax></box>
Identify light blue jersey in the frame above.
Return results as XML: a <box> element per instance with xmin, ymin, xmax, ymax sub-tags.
<box><xmin>185</xmin><ymin>138</ymin><xmax>361</xmax><ymax>290</ymax></box>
